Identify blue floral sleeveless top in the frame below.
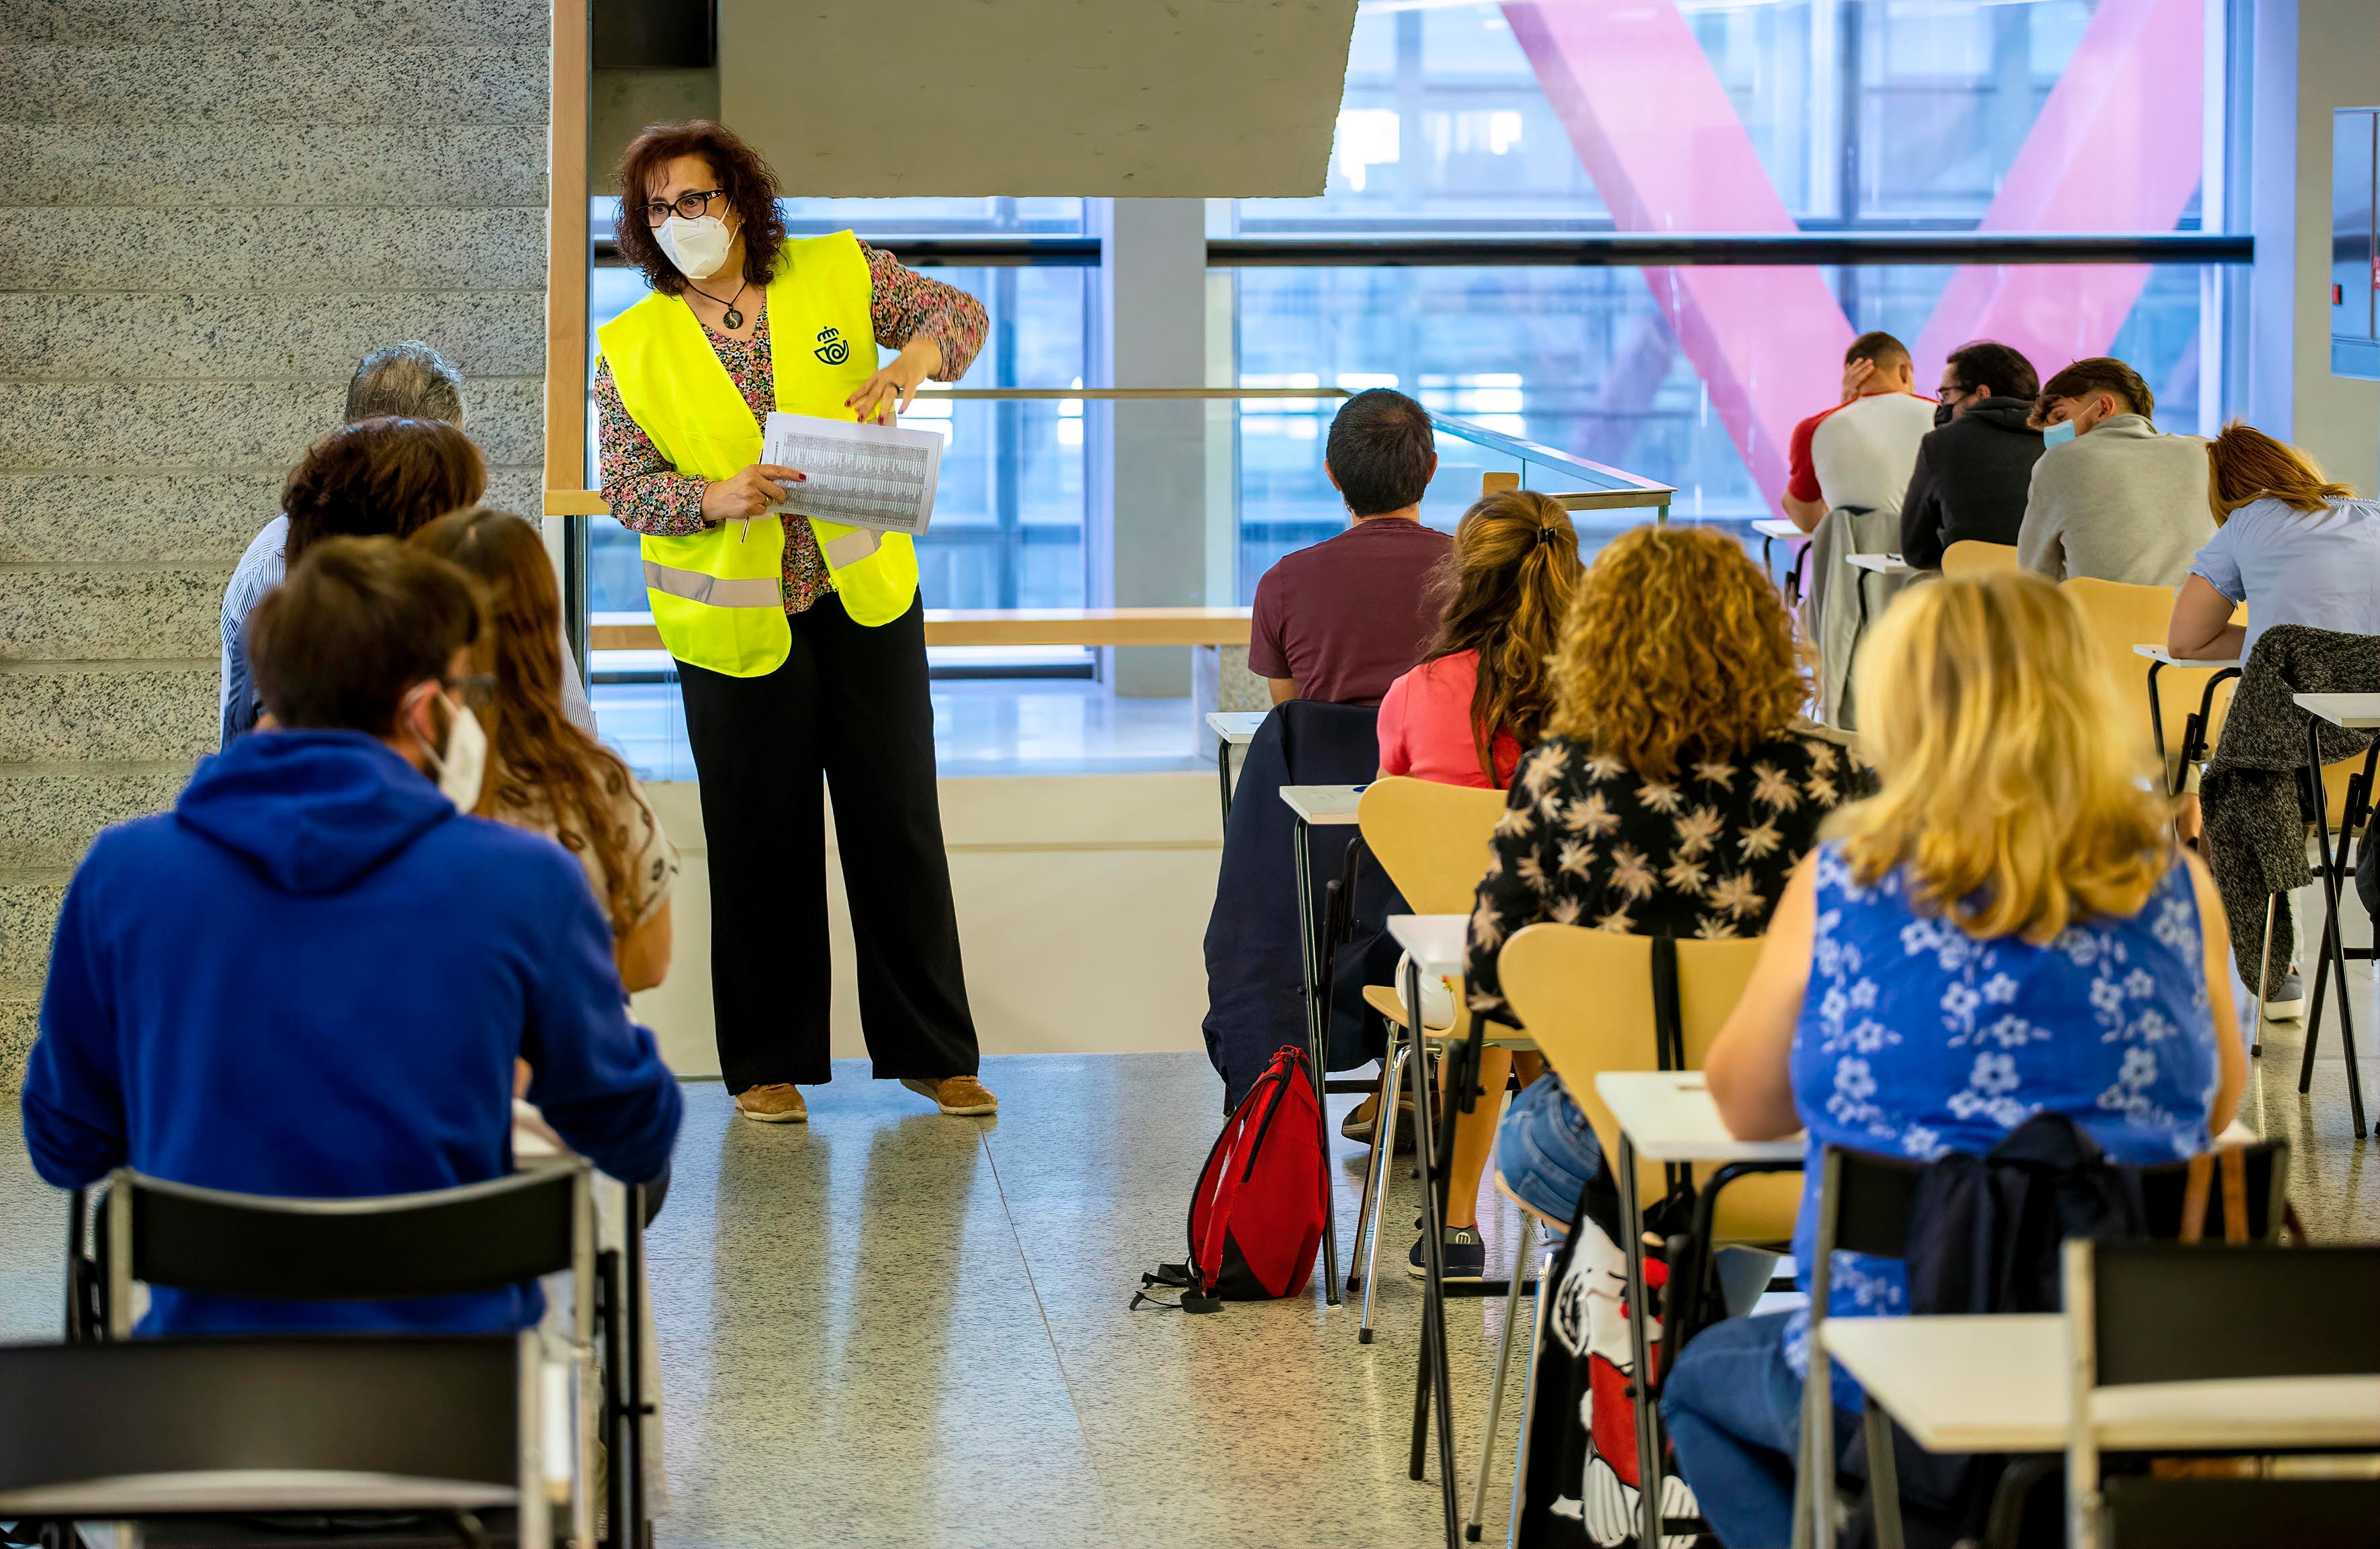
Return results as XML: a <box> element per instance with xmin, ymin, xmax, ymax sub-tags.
<box><xmin>1783</xmin><ymin>840</ymin><xmax>2217</xmax><ymax>1376</ymax></box>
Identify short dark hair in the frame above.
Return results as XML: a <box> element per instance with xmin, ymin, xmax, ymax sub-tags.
<box><xmin>249</xmin><ymin>537</ymin><xmax>484</xmax><ymax>737</ymax></box>
<box><xmin>1325</xmin><ymin>389</ymin><xmax>1437</xmax><ymax>517</ymax></box>
<box><xmin>2041</xmin><ymin>357</ymin><xmax>2154</xmax><ymax>422</ymax></box>
<box><xmin>282</xmin><ymin>416</ymin><xmax>487</xmax><ymax>566</ymax></box>
<box><xmin>346</xmin><ymin>342</ymin><xmax>464</xmax><ymax>425</ymax></box>
<box><xmin>612</xmin><ymin>120</ymin><xmax>788</xmax><ymax>298</ymax></box>
<box><xmin>1943</xmin><ymin>340</ymin><xmax>2038</xmax><ymax>402</ymax></box>
<box><xmin>1845</xmin><ymin>330</ymin><xmax>1910</xmax><ymax>369</ymax></box>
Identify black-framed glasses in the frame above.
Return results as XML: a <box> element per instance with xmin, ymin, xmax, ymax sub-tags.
<box><xmin>644</xmin><ymin>188</ymin><xmax>725</xmax><ymax>226</ymax></box>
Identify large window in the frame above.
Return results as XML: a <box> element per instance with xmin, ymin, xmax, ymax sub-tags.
<box><xmin>1227</xmin><ymin>0</ymin><xmax>2232</xmax><ymax>599</ymax></box>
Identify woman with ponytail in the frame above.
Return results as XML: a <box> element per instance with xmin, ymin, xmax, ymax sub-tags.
<box><xmin>1376</xmin><ymin>490</ymin><xmax>1581</xmax><ymax>1277</ymax></box>
<box><xmin>1377</xmin><ymin>489</ymin><xmax>1579</xmax><ymax>789</ymax></box>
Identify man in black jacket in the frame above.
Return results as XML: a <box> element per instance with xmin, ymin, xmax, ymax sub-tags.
<box><xmin>1899</xmin><ymin>340</ymin><xmax>2046</xmax><ymax>570</ymax></box>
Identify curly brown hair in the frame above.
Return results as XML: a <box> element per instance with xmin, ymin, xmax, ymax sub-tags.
<box><xmin>1419</xmin><ymin>490</ymin><xmax>1581</xmax><ymax>783</ymax></box>
<box><xmin>613</xmin><ymin>120</ymin><xmax>788</xmax><ymax>297</ymax></box>
<box><xmin>1544</xmin><ymin>523</ymin><xmax>1806</xmax><ymax>780</ymax></box>
<box><xmin>410</xmin><ymin>508</ymin><xmax>650</xmax><ymax>938</ymax></box>
<box><xmin>281</xmin><ymin>416</ymin><xmax>486</xmax><ymax>567</ymax></box>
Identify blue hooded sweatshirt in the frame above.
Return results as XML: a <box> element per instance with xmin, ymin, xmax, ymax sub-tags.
<box><xmin>23</xmin><ymin>729</ymin><xmax>682</xmax><ymax>1335</ymax></box>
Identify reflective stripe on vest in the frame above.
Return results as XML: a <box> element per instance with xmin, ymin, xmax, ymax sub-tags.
<box><xmin>642</xmin><ymin>556</ymin><xmax>783</xmax><ymax>610</ymax></box>
<box><xmin>595</xmin><ymin>230</ymin><xmax>921</xmax><ymax>676</ymax></box>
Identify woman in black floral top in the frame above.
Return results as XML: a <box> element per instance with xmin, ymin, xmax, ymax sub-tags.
<box><xmin>1466</xmin><ymin>524</ymin><xmax>1865</xmax><ymax>1229</ymax></box>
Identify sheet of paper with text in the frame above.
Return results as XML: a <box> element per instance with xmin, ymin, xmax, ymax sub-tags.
<box><xmin>761</xmin><ymin>411</ymin><xmax>942</xmax><ymax>536</ymax></box>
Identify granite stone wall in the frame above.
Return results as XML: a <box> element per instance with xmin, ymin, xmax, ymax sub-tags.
<box><xmin>0</xmin><ymin>0</ymin><xmax>554</xmax><ymax>1083</ymax></box>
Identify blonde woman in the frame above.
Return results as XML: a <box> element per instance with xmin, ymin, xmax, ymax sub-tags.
<box><xmin>1456</xmin><ymin>524</ymin><xmax>1858</xmax><ymax>1270</ymax></box>
<box><xmin>1675</xmin><ymin>572</ymin><xmax>2244</xmax><ymax>1549</ymax></box>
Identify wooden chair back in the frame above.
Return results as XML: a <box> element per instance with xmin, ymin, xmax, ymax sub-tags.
<box><xmin>1940</xmin><ymin>540</ymin><xmax>2018</xmax><ymax>577</ymax></box>
<box><xmin>1356</xmin><ymin>777</ymin><xmax>1507</xmax><ymax>915</ymax></box>
<box><xmin>1497</xmin><ymin>923</ymin><xmax>1797</xmax><ymax>1239</ymax></box>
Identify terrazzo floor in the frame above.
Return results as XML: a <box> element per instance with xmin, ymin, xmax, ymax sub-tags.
<box><xmin>0</xmin><ymin>872</ymin><xmax>2371</xmax><ymax>1547</ymax></box>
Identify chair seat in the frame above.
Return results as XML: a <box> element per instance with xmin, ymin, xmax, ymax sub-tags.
<box><xmin>1361</xmin><ymin>984</ymin><xmax>1536</xmax><ymax>1049</ymax></box>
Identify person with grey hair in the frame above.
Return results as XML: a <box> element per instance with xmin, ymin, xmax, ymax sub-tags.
<box><xmin>218</xmin><ymin>344</ymin><xmax>596</xmax><ymax>745</ymax></box>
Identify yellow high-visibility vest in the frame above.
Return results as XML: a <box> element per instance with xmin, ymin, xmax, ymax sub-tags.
<box><xmin>596</xmin><ymin>231</ymin><xmax>920</xmax><ymax>676</ymax></box>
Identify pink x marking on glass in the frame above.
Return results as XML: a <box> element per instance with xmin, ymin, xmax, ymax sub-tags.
<box><xmin>1504</xmin><ymin>0</ymin><xmax>2205</xmax><ymax>509</ymax></box>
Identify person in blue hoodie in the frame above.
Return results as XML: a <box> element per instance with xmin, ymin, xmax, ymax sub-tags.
<box><xmin>23</xmin><ymin>536</ymin><xmax>682</xmax><ymax>1337</ymax></box>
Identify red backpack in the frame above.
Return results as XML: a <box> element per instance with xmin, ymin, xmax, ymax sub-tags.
<box><xmin>1135</xmin><ymin>1045</ymin><xmax>1327</xmax><ymax>1311</ymax></box>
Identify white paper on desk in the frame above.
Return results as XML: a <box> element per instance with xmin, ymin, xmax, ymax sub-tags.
<box><xmin>761</xmin><ymin>411</ymin><xmax>942</xmax><ymax>536</ymax></box>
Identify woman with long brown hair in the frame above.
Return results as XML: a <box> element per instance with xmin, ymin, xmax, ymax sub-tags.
<box><xmin>1376</xmin><ymin>488</ymin><xmax>1579</xmax><ymax>789</ymax></box>
<box><xmin>412</xmin><ymin>510</ymin><xmax>677</xmax><ymax>991</ymax></box>
<box><xmin>1371</xmin><ymin>491</ymin><xmax>1579</xmax><ymax>1275</ymax></box>
<box><xmin>2167</xmin><ymin>421</ymin><xmax>2380</xmax><ymax>668</ymax></box>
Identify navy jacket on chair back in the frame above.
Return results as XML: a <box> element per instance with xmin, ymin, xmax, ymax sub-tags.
<box><xmin>1200</xmin><ymin>701</ymin><xmax>1380</xmax><ymax>1110</ymax></box>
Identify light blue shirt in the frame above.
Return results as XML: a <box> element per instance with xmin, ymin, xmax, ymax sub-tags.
<box><xmin>218</xmin><ymin>517</ymin><xmax>599</xmax><ymax>749</ymax></box>
<box><xmin>2190</xmin><ymin>494</ymin><xmax>2380</xmax><ymax>665</ymax></box>
<box><xmin>219</xmin><ymin>517</ymin><xmax>289</xmax><ymax>747</ymax></box>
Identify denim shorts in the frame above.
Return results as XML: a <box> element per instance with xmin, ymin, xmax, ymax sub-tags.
<box><xmin>1493</xmin><ymin>1073</ymin><xmax>1605</xmax><ymax>1225</ymax></box>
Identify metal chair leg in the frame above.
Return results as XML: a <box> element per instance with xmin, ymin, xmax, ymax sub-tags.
<box><xmin>1863</xmin><ymin>1401</ymin><xmax>1904</xmax><ymax>1549</ymax></box>
<box><xmin>1503</xmin><ymin>1243</ymin><xmax>1556</xmax><ymax>1549</ymax></box>
<box><xmin>1358</xmin><ymin>1034</ymin><xmax>1409</xmax><ymax>1343</ymax></box>
<box><xmin>1346</xmin><ymin>1052</ymin><xmax>1391</xmax><ymax>1300</ymax></box>
<box><xmin>1466</xmin><ymin>1210</ymin><xmax>1535</xmax><ymax>1540</ymax></box>
<box><xmin>2251</xmin><ymin>893</ymin><xmax>2277</xmax><ymax>1058</ymax></box>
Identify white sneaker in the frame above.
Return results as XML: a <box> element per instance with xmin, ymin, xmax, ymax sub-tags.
<box><xmin>2262</xmin><ymin>971</ymin><xmax>2305</xmax><ymax>1022</ymax></box>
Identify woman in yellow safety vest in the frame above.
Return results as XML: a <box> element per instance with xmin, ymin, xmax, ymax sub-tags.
<box><xmin>595</xmin><ymin>120</ymin><xmax>994</xmax><ymax>1125</ymax></box>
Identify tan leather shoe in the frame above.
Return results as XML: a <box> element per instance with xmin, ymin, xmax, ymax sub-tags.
<box><xmin>901</xmin><ymin>1074</ymin><xmax>998</xmax><ymax>1116</ymax></box>
<box><xmin>734</xmin><ymin>1083</ymin><xmax>808</xmax><ymax>1123</ymax></box>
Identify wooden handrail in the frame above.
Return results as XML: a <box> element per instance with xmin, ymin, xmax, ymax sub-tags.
<box><xmin>590</xmin><ymin>607</ymin><xmax>1251</xmax><ymax>653</ymax></box>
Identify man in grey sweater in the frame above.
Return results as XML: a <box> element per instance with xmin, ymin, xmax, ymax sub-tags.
<box><xmin>2016</xmin><ymin>357</ymin><xmax>2212</xmax><ymax>585</ymax></box>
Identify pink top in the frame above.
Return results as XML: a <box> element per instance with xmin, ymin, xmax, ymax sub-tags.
<box><xmin>1376</xmin><ymin>650</ymin><xmax>1524</xmax><ymax>790</ymax></box>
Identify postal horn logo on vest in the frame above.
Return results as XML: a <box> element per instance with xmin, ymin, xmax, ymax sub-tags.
<box><xmin>813</xmin><ymin>326</ymin><xmax>850</xmax><ymax>366</ymax></box>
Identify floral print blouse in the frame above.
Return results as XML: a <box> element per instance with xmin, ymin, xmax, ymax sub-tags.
<box><xmin>592</xmin><ymin>245</ymin><xmax>986</xmax><ymax>615</ymax></box>
<box><xmin>1463</xmin><ymin>727</ymin><xmax>1863</xmax><ymax>1027</ymax></box>
<box><xmin>1781</xmin><ymin>840</ymin><xmax>2216</xmax><ymax>1378</ymax></box>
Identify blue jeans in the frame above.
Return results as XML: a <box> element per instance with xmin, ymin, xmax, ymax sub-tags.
<box><xmin>1661</xmin><ymin>1312</ymin><xmax>1859</xmax><ymax>1549</ymax></box>
<box><xmin>1493</xmin><ymin>1073</ymin><xmax>1604</xmax><ymax>1223</ymax></box>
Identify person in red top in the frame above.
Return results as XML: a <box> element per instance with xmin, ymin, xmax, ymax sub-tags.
<box><xmin>1781</xmin><ymin>330</ymin><xmax>1937</xmax><ymax>531</ymax></box>
<box><xmin>1375</xmin><ymin>489</ymin><xmax>1581</xmax><ymax>1278</ymax></box>
<box><xmin>1248</xmin><ymin>389</ymin><xmax>1452</xmax><ymax>705</ymax></box>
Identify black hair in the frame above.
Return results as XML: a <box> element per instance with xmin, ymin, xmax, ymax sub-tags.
<box><xmin>1943</xmin><ymin>340</ymin><xmax>2039</xmax><ymax>403</ymax></box>
<box><xmin>1325</xmin><ymin>388</ymin><xmax>1438</xmax><ymax>517</ymax></box>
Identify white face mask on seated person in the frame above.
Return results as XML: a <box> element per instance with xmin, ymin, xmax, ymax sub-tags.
<box><xmin>400</xmin><ymin>676</ymin><xmax>490</xmax><ymax>812</ymax></box>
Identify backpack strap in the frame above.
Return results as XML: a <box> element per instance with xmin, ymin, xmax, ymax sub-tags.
<box><xmin>1650</xmin><ymin>935</ymin><xmax>1685</xmax><ymax>1073</ymax></box>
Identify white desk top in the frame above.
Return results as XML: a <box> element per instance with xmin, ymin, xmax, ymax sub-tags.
<box><xmin>2294</xmin><ymin>692</ymin><xmax>2380</xmax><ymax>730</ymax></box>
<box><xmin>1205</xmin><ymin>710</ymin><xmax>1268</xmax><ymax>745</ymax></box>
<box><xmin>2132</xmin><ymin>644</ymin><xmax>2242</xmax><ymax>670</ymax></box>
<box><xmin>1846</xmin><ymin>552</ymin><xmax>1912</xmax><ymax>575</ymax></box>
<box><xmin>1753</xmin><ymin>518</ymin><xmax>1807</xmax><ymax>541</ymax></box>
<box><xmin>1386</xmin><ymin>914</ymin><xmax>1468</xmax><ymax>976</ymax></box>
<box><xmin>1822</xmin><ymin>1314</ymin><xmax>2380</xmax><ymax>1454</ymax></box>
<box><xmin>1280</xmin><ymin>784</ymin><xmax>1364</xmax><ymax>825</ymax></box>
<box><xmin>1594</xmin><ymin>1070</ymin><xmax>1806</xmax><ymax>1164</ymax></box>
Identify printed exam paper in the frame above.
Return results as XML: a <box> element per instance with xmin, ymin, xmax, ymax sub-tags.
<box><xmin>762</xmin><ymin>412</ymin><xmax>942</xmax><ymax>536</ymax></box>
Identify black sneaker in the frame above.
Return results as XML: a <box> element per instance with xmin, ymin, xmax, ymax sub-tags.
<box><xmin>1408</xmin><ymin>1224</ymin><xmax>1486</xmax><ymax>1281</ymax></box>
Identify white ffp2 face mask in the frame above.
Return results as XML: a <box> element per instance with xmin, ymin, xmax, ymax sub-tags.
<box><xmin>412</xmin><ymin>691</ymin><xmax>488</xmax><ymax>812</ymax></box>
<box><xmin>656</xmin><ymin>214</ymin><xmax>733</xmax><ymax>281</ymax></box>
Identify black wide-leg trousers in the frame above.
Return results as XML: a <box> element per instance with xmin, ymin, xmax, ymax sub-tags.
<box><xmin>676</xmin><ymin>593</ymin><xmax>979</xmax><ymax>1092</ymax></box>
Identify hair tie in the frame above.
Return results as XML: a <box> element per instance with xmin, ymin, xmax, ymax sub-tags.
<box><xmin>1534</xmin><ymin>525</ymin><xmax>1556</xmax><ymax>547</ymax></box>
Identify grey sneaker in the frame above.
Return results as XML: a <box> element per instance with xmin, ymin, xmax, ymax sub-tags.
<box><xmin>2262</xmin><ymin>970</ymin><xmax>2305</xmax><ymax>1021</ymax></box>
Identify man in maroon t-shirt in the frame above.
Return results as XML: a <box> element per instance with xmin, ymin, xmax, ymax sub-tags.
<box><xmin>1249</xmin><ymin>389</ymin><xmax>1452</xmax><ymax>705</ymax></box>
